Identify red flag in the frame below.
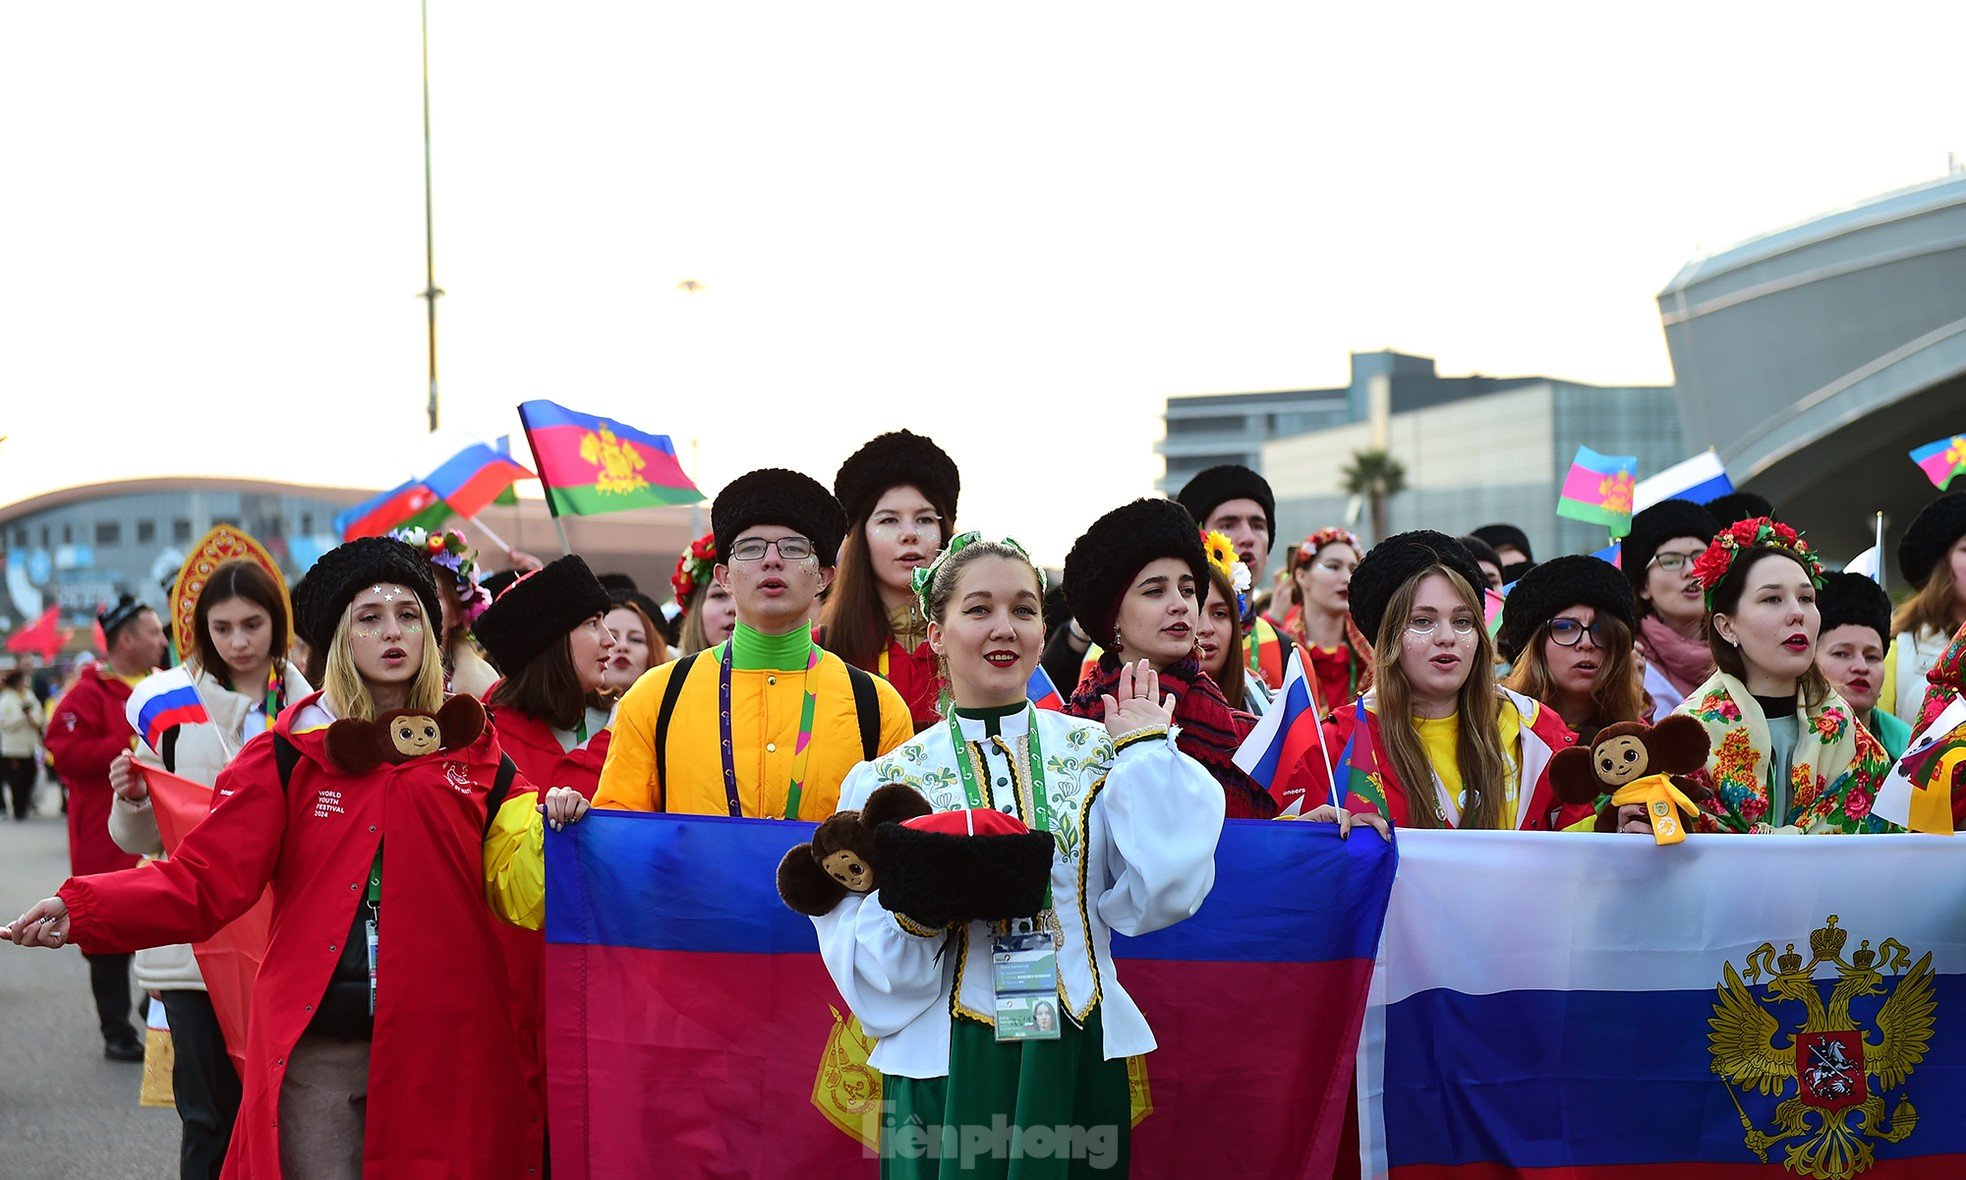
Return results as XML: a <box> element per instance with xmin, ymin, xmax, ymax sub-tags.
<box><xmin>141</xmin><ymin>762</ymin><xmax>271</xmax><ymax>1077</ymax></box>
<box><xmin>4</xmin><ymin>604</ymin><xmax>70</xmax><ymax>660</ymax></box>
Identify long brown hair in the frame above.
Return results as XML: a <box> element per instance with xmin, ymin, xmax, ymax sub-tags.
<box><xmin>819</xmin><ymin>529</ymin><xmax>894</xmax><ymax>670</ymax></box>
<box><xmin>1707</xmin><ymin>547</ymin><xmax>1830</xmax><ymax>707</ymax></box>
<box><xmin>1890</xmin><ymin>558</ymin><xmax>1964</xmax><ymax>639</ymax></box>
<box><xmin>1371</xmin><ymin>565</ymin><xmax>1508</xmax><ymax>830</ymax></box>
<box><xmin>191</xmin><ymin>559</ymin><xmax>291</xmax><ymax>691</ymax></box>
<box><xmin>1502</xmin><ymin>612</ymin><xmax>1643</xmax><ymax>740</ymax></box>
<box><xmin>489</xmin><ymin>634</ymin><xmax>586</xmax><ymax>731</ymax></box>
<box><xmin>1204</xmin><ymin>565</ymin><xmax>1247</xmax><ymax>707</ymax></box>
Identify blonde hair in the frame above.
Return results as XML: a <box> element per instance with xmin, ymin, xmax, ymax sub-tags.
<box><xmin>1891</xmin><ymin>559</ymin><xmax>1964</xmax><ymax>640</ymax></box>
<box><xmin>1371</xmin><ymin>565</ymin><xmax>1508</xmax><ymax>830</ymax></box>
<box><xmin>322</xmin><ymin>603</ymin><xmax>445</xmax><ymax>722</ymax></box>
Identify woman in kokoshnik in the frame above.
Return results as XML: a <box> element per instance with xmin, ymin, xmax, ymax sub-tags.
<box><xmin>671</xmin><ymin>531</ymin><xmax>738</xmax><ymax>656</ymax></box>
<box><xmin>1277</xmin><ymin>527</ymin><xmax>1375</xmax><ymax>719</ymax></box>
<box><xmin>1275</xmin><ymin>531</ymin><xmax>1574</xmax><ymax>830</ymax></box>
<box><xmin>5</xmin><ymin>536</ymin><xmax>592</xmax><ymax>1180</ymax></box>
<box><xmin>1671</xmin><ymin>518</ymin><xmax>1897</xmax><ymax>834</ymax></box>
<box><xmin>1059</xmin><ymin>499</ymin><xmax>1278</xmax><ymax>820</ymax></box>
<box><xmin>821</xmin><ymin>430</ymin><xmax>962</xmax><ymax>731</ymax></box>
<box><xmin>106</xmin><ymin>531</ymin><xmax>312</xmax><ymax>1179</ymax></box>
<box><xmin>808</xmin><ymin>533</ymin><xmax>1241</xmax><ymax>1179</ymax></box>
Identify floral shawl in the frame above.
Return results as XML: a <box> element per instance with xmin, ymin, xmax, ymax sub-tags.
<box><xmin>1674</xmin><ymin>671</ymin><xmax>1895</xmax><ymax>834</ymax></box>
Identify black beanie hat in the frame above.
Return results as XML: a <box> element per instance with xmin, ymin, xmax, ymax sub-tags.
<box><xmin>1623</xmin><ymin>499</ymin><xmax>1719</xmax><ymax>604</ymax></box>
<box><xmin>1063</xmin><ymin>499</ymin><xmax>1210</xmax><ymax>650</ymax></box>
<box><xmin>1470</xmin><ymin>524</ymin><xmax>1533</xmax><ymax>563</ymax></box>
<box><xmin>1347</xmin><ymin>530</ymin><xmax>1487</xmax><ymax>646</ymax></box>
<box><xmin>1898</xmin><ymin>492</ymin><xmax>1966</xmax><ymax>590</ymax></box>
<box><xmin>1459</xmin><ymin>535</ymin><xmax>1503</xmax><ymax>580</ymax></box>
<box><xmin>472</xmin><ymin>555</ymin><xmax>612</xmax><ymax>674</ymax></box>
<box><xmin>295</xmin><ymin>537</ymin><xmax>443</xmax><ymax>652</ymax></box>
<box><xmin>1497</xmin><ymin>554</ymin><xmax>1637</xmax><ymax>663</ymax></box>
<box><xmin>596</xmin><ymin>572</ymin><xmax>639</xmax><ymax>596</ymax></box>
<box><xmin>711</xmin><ymin>468</ymin><xmax>849</xmax><ymax>565</ymax></box>
<box><xmin>1176</xmin><ymin>465</ymin><xmax>1277</xmax><ymax>553</ymax></box>
<box><xmin>833</xmin><ymin>430</ymin><xmax>960</xmax><ymax>526</ymax></box>
<box><xmin>97</xmin><ymin>595</ymin><xmax>150</xmax><ymax>644</ymax></box>
<box><xmin>1816</xmin><ymin>571</ymin><xmax>1892</xmax><ymax>649</ymax></box>
<box><xmin>1703</xmin><ymin>491</ymin><xmax>1776</xmax><ymax>528</ymax></box>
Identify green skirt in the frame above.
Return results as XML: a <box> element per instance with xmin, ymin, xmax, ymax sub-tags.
<box><xmin>880</xmin><ymin>1008</ymin><xmax>1129</xmax><ymax>1179</ymax></box>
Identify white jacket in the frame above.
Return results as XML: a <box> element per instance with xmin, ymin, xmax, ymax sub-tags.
<box><xmin>0</xmin><ymin>688</ymin><xmax>43</xmax><ymax>758</ymax></box>
<box><xmin>109</xmin><ymin>662</ymin><xmax>312</xmax><ymax>991</ymax></box>
<box><xmin>813</xmin><ymin>708</ymin><xmax>1222</xmax><ymax>1080</ymax></box>
<box><xmin>1889</xmin><ymin>626</ymin><xmax>1951</xmax><ymax>724</ymax></box>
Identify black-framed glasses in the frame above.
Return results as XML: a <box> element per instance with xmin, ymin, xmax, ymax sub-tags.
<box><xmin>1547</xmin><ymin>618</ymin><xmax>1603</xmax><ymax>647</ymax></box>
<box><xmin>729</xmin><ymin>536</ymin><xmax>814</xmax><ymax>562</ymax></box>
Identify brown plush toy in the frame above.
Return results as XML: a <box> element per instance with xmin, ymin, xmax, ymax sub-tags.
<box><xmin>325</xmin><ymin>695</ymin><xmax>488</xmax><ymax>775</ymax></box>
<box><xmin>1548</xmin><ymin>715</ymin><xmax>1713</xmax><ymax>842</ymax></box>
<box><xmin>776</xmin><ymin>783</ymin><xmax>935</xmax><ymax>916</ymax></box>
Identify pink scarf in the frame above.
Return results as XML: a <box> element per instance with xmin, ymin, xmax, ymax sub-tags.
<box><xmin>1638</xmin><ymin>615</ymin><xmax>1713</xmax><ymax>697</ymax></box>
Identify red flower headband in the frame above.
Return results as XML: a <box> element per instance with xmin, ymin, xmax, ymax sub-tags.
<box><xmin>1690</xmin><ymin>516</ymin><xmax>1824</xmax><ymax>610</ymax></box>
<box><xmin>1298</xmin><ymin>527</ymin><xmax>1362</xmax><ymax>563</ymax></box>
<box><xmin>670</xmin><ymin>533</ymin><xmax>718</xmax><ymax>615</ymax></box>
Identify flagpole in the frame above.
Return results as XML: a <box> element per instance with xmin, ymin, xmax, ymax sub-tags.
<box><xmin>418</xmin><ymin>0</ymin><xmax>443</xmax><ymax>433</ymax></box>
<box><xmin>514</xmin><ymin>408</ymin><xmax>574</xmax><ymax>556</ymax></box>
<box><xmin>463</xmin><ymin>514</ymin><xmax>513</xmax><ymax>556</ymax></box>
<box><xmin>1874</xmin><ymin>511</ymin><xmax>1886</xmax><ymax>596</ymax></box>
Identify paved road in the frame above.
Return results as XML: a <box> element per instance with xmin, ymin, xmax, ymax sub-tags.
<box><xmin>0</xmin><ymin>789</ymin><xmax>180</xmax><ymax>1179</ymax></box>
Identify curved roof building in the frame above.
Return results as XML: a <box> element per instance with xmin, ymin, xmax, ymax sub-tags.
<box><xmin>1659</xmin><ymin>172</ymin><xmax>1966</xmax><ymax>563</ymax></box>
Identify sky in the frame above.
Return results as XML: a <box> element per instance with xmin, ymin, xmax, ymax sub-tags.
<box><xmin>4</xmin><ymin>3</ymin><xmax>1964</xmax><ymax>563</ymax></box>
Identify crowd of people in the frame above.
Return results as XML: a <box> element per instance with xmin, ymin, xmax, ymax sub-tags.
<box><xmin>2</xmin><ymin>429</ymin><xmax>1964</xmax><ymax>1178</ymax></box>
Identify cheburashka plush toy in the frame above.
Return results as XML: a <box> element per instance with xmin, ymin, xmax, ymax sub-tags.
<box><xmin>1547</xmin><ymin>714</ymin><xmax>1713</xmax><ymax>843</ymax></box>
<box><xmin>777</xmin><ymin>784</ymin><xmax>936</xmax><ymax>916</ymax></box>
<box><xmin>325</xmin><ymin>695</ymin><xmax>487</xmax><ymax>775</ymax></box>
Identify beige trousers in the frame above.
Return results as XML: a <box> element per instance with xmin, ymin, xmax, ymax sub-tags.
<box><xmin>277</xmin><ymin>1035</ymin><xmax>370</xmax><ymax>1180</ymax></box>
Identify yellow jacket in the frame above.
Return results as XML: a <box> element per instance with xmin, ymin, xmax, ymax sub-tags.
<box><xmin>596</xmin><ymin>636</ymin><xmax>913</xmax><ymax>820</ymax></box>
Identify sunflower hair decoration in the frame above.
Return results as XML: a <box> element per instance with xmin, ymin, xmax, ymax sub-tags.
<box><xmin>911</xmin><ymin>531</ymin><xmax>1046</xmax><ymax>619</ymax></box>
<box><xmin>1690</xmin><ymin>516</ymin><xmax>1824</xmax><ymax>610</ymax></box>
<box><xmin>1202</xmin><ymin>530</ymin><xmax>1254</xmax><ymax>616</ymax></box>
<box><xmin>670</xmin><ymin>533</ymin><xmax>717</xmax><ymax>615</ymax></box>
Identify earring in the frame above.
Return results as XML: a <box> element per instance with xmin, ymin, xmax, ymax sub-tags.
<box><xmin>1111</xmin><ymin>628</ymin><xmax>1123</xmax><ymax>656</ymax></box>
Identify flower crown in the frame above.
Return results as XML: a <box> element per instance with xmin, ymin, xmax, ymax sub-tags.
<box><xmin>1691</xmin><ymin>516</ymin><xmax>1824</xmax><ymax>610</ymax></box>
<box><xmin>911</xmin><ymin>531</ymin><xmax>1047</xmax><ymax>618</ymax></box>
<box><xmin>1297</xmin><ymin>526</ymin><xmax>1362</xmax><ymax>563</ymax></box>
<box><xmin>670</xmin><ymin>533</ymin><xmax>717</xmax><ymax>614</ymax></box>
<box><xmin>1202</xmin><ymin>530</ymin><xmax>1253</xmax><ymax>615</ymax></box>
<box><xmin>388</xmin><ymin>526</ymin><xmax>490</xmax><ymax>621</ymax></box>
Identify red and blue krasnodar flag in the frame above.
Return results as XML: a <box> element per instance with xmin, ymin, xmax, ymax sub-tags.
<box><xmin>544</xmin><ymin>810</ymin><xmax>1396</xmax><ymax>1179</ymax></box>
<box><xmin>422</xmin><ymin>438</ymin><xmax>534</xmax><ymax>518</ymax></box>
<box><xmin>517</xmin><ymin>400</ymin><xmax>703</xmax><ymax>516</ymax></box>
<box><xmin>124</xmin><ymin>666</ymin><xmax>209</xmax><ymax>752</ymax></box>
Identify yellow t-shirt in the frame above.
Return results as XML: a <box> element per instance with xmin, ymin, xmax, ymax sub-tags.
<box><xmin>1411</xmin><ymin>704</ymin><xmax>1523</xmax><ymax>824</ymax></box>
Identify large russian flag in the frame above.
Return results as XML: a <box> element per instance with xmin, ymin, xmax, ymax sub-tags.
<box><xmin>1360</xmin><ymin>831</ymin><xmax>1966</xmax><ymax>1178</ymax></box>
<box><xmin>545</xmin><ymin>811</ymin><xmax>1396</xmax><ymax>1178</ymax></box>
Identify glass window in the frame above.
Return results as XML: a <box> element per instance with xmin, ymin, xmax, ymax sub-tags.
<box><xmin>136</xmin><ymin>519</ymin><xmax>156</xmax><ymax>544</ymax></box>
<box><xmin>40</xmin><ymin>525</ymin><xmax>50</xmax><ymax>548</ymax></box>
<box><xmin>172</xmin><ymin>519</ymin><xmax>192</xmax><ymax>543</ymax></box>
<box><xmin>61</xmin><ymin>524</ymin><xmax>73</xmax><ymax>545</ymax></box>
<box><xmin>300</xmin><ymin>513</ymin><xmax>314</xmax><ymax>534</ymax></box>
<box><xmin>95</xmin><ymin>521</ymin><xmax>121</xmax><ymax>546</ymax></box>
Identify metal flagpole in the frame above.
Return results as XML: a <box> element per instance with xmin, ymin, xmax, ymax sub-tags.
<box><xmin>418</xmin><ymin>0</ymin><xmax>444</xmax><ymax>433</ymax></box>
<box><xmin>514</xmin><ymin>408</ymin><xmax>574</xmax><ymax>556</ymax></box>
<box><xmin>463</xmin><ymin>514</ymin><xmax>513</xmax><ymax>556</ymax></box>
<box><xmin>1874</xmin><ymin>511</ymin><xmax>1886</xmax><ymax>595</ymax></box>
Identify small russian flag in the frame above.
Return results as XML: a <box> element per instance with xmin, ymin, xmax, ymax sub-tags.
<box><xmin>1026</xmin><ymin>664</ymin><xmax>1064</xmax><ymax>712</ymax></box>
<box><xmin>1233</xmin><ymin>648</ymin><xmax>1336</xmax><ymax>814</ymax></box>
<box><xmin>125</xmin><ymin>666</ymin><xmax>210</xmax><ymax>753</ymax></box>
<box><xmin>1632</xmin><ymin>449</ymin><xmax>1733</xmax><ymax>514</ymax></box>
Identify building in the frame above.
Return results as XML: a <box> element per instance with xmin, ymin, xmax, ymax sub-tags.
<box><xmin>1162</xmin><ymin>351</ymin><xmax>1683</xmax><ymax>560</ymax></box>
<box><xmin>0</xmin><ymin>477</ymin><xmax>698</xmax><ymax>639</ymax></box>
<box><xmin>1658</xmin><ymin>170</ymin><xmax>1966</xmax><ymax>562</ymax></box>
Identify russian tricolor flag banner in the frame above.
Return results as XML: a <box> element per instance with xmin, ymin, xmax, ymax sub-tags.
<box><xmin>1634</xmin><ymin>449</ymin><xmax>1733</xmax><ymax>514</ymax></box>
<box><xmin>544</xmin><ymin>812</ymin><xmax>1395</xmax><ymax>1178</ymax></box>
<box><xmin>124</xmin><ymin>666</ymin><xmax>209</xmax><ymax>753</ymax></box>
<box><xmin>1027</xmin><ymin>663</ymin><xmax>1065</xmax><ymax>711</ymax></box>
<box><xmin>1234</xmin><ymin>647</ymin><xmax>1325</xmax><ymax>805</ymax></box>
<box><xmin>1359</xmin><ymin>832</ymin><xmax>1966</xmax><ymax>1178</ymax></box>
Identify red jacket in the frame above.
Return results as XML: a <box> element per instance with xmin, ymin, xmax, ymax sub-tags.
<box><xmin>44</xmin><ymin>666</ymin><xmax>143</xmax><ymax>878</ymax></box>
<box><xmin>59</xmin><ymin>693</ymin><xmax>544</xmax><ymax>1179</ymax></box>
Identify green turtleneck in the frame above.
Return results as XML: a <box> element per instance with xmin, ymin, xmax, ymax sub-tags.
<box><xmin>953</xmin><ymin>700</ymin><xmax>1024</xmax><ymax>738</ymax></box>
<box><xmin>728</xmin><ymin>621</ymin><xmax>815</xmax><ymax>671</ymax></box>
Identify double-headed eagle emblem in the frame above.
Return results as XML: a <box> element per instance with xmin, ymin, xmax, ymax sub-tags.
<box><xmin>1708</xmin><ymin>915</ymin><xmax>1935</xmax><ymax>1177</ymax></box>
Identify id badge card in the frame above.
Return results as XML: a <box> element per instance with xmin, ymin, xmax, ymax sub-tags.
<box><xmin>991</xmin><ymin>924</ymin><xmax>1061</xmax><ymax>1042</ymax></box>
<box><xmin>365</xmin><ymin>918</ymin><xmax>380</xmax><ymax>1015</ymax></box>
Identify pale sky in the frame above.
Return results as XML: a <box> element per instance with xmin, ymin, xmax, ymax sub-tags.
<box><xmin>4</xmin><ymin>3</ymin><xmax>1963</xmax><ymax>563</ymax></box>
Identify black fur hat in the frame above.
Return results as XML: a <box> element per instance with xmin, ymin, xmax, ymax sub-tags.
<box><xmin>1470</xmin><ymin>523</ymin><xmax>1533</xmax><ymax>563</ymax></box>
<box><xmin>1816</xmin><ymin>571</ymin><xmax>1892</xmax><ymax>648</ymax></box>
<box><xmin>1703</xmin><ymin>491</ymin><xmax>1776</xmax><ymax>528</ymax></box>
<box><xmin>596</xmin><ymin>572</ymin><xmax>640</xmax><ymax>596</ymax></box>
<box><xmin>1459</xmin><ymin>535</ymin><xmax>1503</xmax><ymax>581</ymax></box>
<box><xmin>97</xmin><ymin>595</ymin><xmax>150</xmax><ymax>645</ymax></box>
<box><xmin>1176</xmin><ymin>465</ymin><xmax>1276</xmax><ymax>552</ymax></box>
<box><xmin>1623</xmin><ymin>499</ymin><xmax>1719</xmax><ymax>604</ymax></box>
<box><xmin>1898</xmin><ymin>492</ymin><xmax>1966</xmax><ymax>590</ymax></box>
<box><xmin>1347</xmin><ymin>530</ymin><xmax>1488</xmax><ymax>645</ymax></box>
<box><xmin>711</xmin><ymin>468</ymin><xmax>849</xmax><ymax>565</ymax></box>
<box><xmin>296</xmin><ymin>537</ymin><xmax>443</xmax><ymax>653</ymax></box>
<box><xmin>833</xmin><ymin>430</ymin><xmax>960</xmax><ymax>526</ymax></box>
<box><xmin>1496</xmin><ymin>554</ymin><xmax>1637</xmax><ymax>663</ymax></box>
<box><xmin>1063</xmin><ymin>499</ymin><xmax>1210</xmax><ymax>650</ymax></box>
<box><xmin>875</xmin><ymin>809</ymin><xmax>1058</xmax><ymax>926</ymax></box>
<box><xmin>473</xmin><ymin>555</ymin><xmax>611</xmax><ymax>674</ymax></box>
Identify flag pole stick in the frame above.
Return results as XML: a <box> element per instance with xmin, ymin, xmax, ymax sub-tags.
<box><xmin>514</xmin><ymin>408</ymin><xmax>574</xmax><ymax>557</ymax></box>
<box><xmin>1874</xmin><ymin>511</ymin><xmax>1886</xmax><ymax>596</ymax></box>
<box><xmin>462</xmin><ymin>514</ymin><xmax>512</xmax><ymax>556</ymax></box>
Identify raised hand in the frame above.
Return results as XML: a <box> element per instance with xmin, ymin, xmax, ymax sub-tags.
<box><xmin>4</xmin><ymin>897</ymin><xmax>71</xmax><ymax>948</ymax></box>
<box><xmin>1100</xmin><ymin>658</ymin><xmax>1176</xmax><ymax>740</ymax></box>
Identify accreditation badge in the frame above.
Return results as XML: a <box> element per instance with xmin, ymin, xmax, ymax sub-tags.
<box><xmin>991</xmin><ymin>922</ymin><xmax>1061</xmax><ymax>1042</ymax></box>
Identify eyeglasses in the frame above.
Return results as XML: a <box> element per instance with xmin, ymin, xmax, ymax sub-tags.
<box><xmin>1547</xmin><ymin>618</ymin><xmax>1603</xmax><ymax>647</ymax></box>
<box><xmin>728</xmin><ymin>536</ymin><xmax>815</xmax><ymax>562</ymax></box>
<box><xmin>1405</xmin><ymin>616</ymin><xmax>1478</xmax><ymax>638</ymax></box>
<box><xmin>1649</xmin><ymin>552</ymin><xmax>1701</xmax><ymax>572</ymax></box>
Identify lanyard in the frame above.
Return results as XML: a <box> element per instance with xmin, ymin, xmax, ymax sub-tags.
<box><xmin>718</xmin><ymin>641</ymin><xmax>821</xmax><ymax>819</ymax></box>
<box><xmin>367</xmin><ymin>850</ymin><xmax>382</xmax><ymax>910</ymax></box>
<box><xmin>263</xmin><ymin>664</ymin><xmax>286</xmax><ymax>719</ymax></box>
<box><xmin>947</xmin><ymin>707</ymin><xmax>1051</xmax><ymax>908</ymax></box>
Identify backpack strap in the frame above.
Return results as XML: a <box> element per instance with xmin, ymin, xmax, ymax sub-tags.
<box><xmin>845</xmin><ymin>663</ymin><xmax>881</xmax><ymax>762</ymax></box>
<box><xmin>481</xmin><ymin>755</ymin><xmax>518</xmax><ymax>839</ymax></box>
<box><xmin>653</xmin><ymin>652</ymin><xmax>703</xmax><ymax>802</ymax></box>
<box><xmin>274</xmin><ymin>732</ymin><xmax>301</xmax><ymax>791</ymax></box>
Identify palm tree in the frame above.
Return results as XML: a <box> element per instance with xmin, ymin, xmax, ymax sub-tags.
<box><xmin>1341</xmin><ymin>449</ymin><xmax>1407</xmax><ymax>544</ymax></box>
